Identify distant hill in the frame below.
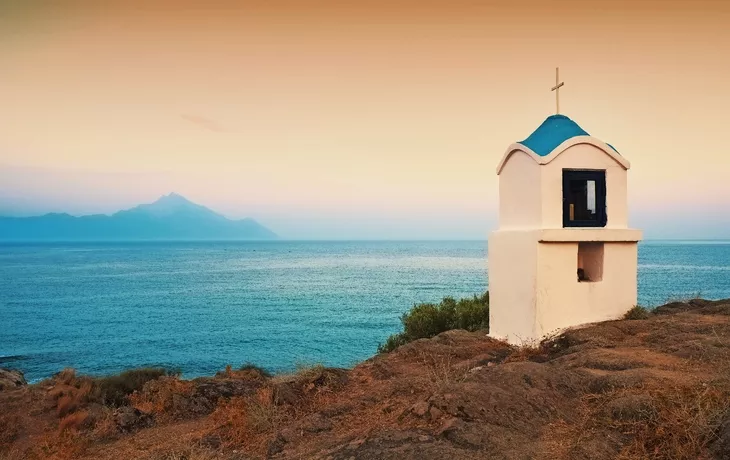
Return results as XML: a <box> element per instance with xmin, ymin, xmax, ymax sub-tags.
<box><xmin>0</xmin><ymin>193</ymin><xmax>277</xmax><ymax>241</ymax></box>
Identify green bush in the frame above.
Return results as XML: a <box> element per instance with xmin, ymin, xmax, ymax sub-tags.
<box><xmin>378</xmin><ymin>292</ymin><xmax>489</xmax><ymax>353</ymax></box>
<box><xmin>624</xmin><ymin>305</ymin><xmax>650</xmax><ymax>320</ymax></box>
<box><xmin>239</xmin><ymin>363</ymin><xmax>272</xmax><ymax>378</ymax></box>
<box><xmin>95</xmin><ymin>367</ymin><xmax>171</xmax><ymax>406</ymax></box>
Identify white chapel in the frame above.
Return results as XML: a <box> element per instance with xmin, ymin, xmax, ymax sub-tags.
<box><xmin>488</xmin><ymin>70</ymin><xmax>642</xmax><ymax>344</ymax></box>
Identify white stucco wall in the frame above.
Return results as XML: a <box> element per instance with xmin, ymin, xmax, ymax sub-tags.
<box><xmin>488</xmin><ymin>230</ymin><xmax>538</xmax><ymax>343</ymax></box>
<box><xmin>540</xmin><ymin>143</ymin><xmax>628</xmax><ymax>229</ymax></box>
<box><xmin>535</xmin><ymin>242</ymin><xmax>638</xmax><ymax>337</ymax></box>
<box><xmin>498</xmin><ymin>150</ymin><xmax>542</xmax><ymax>229</ymax></box>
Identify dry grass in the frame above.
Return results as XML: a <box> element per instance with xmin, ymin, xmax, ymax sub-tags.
<box><xmin>271</xmin><ymin>362</ymin><xmax>325</xmax><ymax>384</ymax></box>
<box><xmin>500</xmin><ymin>329</ymin><xmax>573</xmax><ymax>364</ymax></box>
<box><xmin>204</xmin><ymin>363</ymin><xmax>347</xmax><ymax>457</ymax></box>
<box><xmin>419</xmin><ymin>352</ymin><xmax>469</xmax><ymax>392</ymax></box>
<box><xmin>270</xmin><ymin>362</ymin><xmax>344</xmax><ymax>403</ymax></box>
<box><xmin>30</xmin><ymin>431</ymin><xmax>89</xmax><ymax>460</ymax></box>
<box><xmin>0</xmin><ymin>414</ymin><xmax>22</xmax><ymax>448</ymax></box>
<box><xmin>217</xmin><ymin>363</ymin><xmax>271</xmax><ymax>380</ymax></box>
<box><xmin>146</xmin><ymin>446</ymin><xmax>222</xmax><ymax>460</ymax></box>
<box><xmin>624</xmin><ymin>305</ymin><xmax>651</xmax><ymax>320</ymax></box>
<box><xmin>616</xmin><ymin>384</ymin><xmax>730</xmax><ymax>459</ymax></box>
<box><xmin>90</xmin><ymin>408</ymin><xmax>118</xmax><ymax>441</ymax></box>
<box><xmin>245</xmin><ymin>387</ymin><xmax>280</xmax><ymax>432</ymax></box>
<box><xmin>0</xmin><ymin>449</ymin><xmax>26</xmax><ymax>460</ymax></box>
<box><xmin>47</xmin><ymin>371</ymin><xmax>96</xmax><ymax>423</ymax></box>
<box><xmin>210</xmin><ymin>385</ymin><xmax>284</xmax><ymax>456</ymax></box>
<box><xmin>129</xmin><ymin>376</ymin><xmax>195</xmax><ymax>419</ymax></box>
<box><xmin>58</xmin><ymin>411</ymin><xmax>89</xmax><ymax>433</ymax></box>
<box><xmin>503</xmin><ymin>344</ymin><xmax>544</xmax><ymax>363</ymax></box>
<box><xmin>55</xmin><ymin>368</ymin><xmax>77</xmax><ymax>386</ymax></box>
<box><xmin>544</xmin><ymin>381</ymin><xmax>730</xmax><ymax>460</ymax></box>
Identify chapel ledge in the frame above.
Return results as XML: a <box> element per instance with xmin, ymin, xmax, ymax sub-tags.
<box><xmin>538</xmin><ymin>228</ymin><xmax>643</xmax><ymax>242</ymax></box>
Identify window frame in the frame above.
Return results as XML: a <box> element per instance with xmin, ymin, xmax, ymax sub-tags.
<box><xmin>562</xmin><ymin>169</ymin><xmax>607</xmax><ymax>228</ymax></box>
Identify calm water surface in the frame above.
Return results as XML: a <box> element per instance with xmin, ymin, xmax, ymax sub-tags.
<box><xmin>1</xmin><ymin>240</ymin><xmax>729</xmax><ymax>381</ymax></box>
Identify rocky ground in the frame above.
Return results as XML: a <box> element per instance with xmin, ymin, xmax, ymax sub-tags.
<box><xmin>2</xmin><ymin>299</ymin><xmax>730</xmax><ymax>460</ymax></box>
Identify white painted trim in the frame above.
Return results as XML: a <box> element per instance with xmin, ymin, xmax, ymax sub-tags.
<box><xmin>538</xmin><ymin>228</ymin><xmax>643</xmax><ymax>242</ymax></box>
<box><xmin>495</xmin><ymin>136</ymin><xmax>631</xmax><ymax>174</ymax></box>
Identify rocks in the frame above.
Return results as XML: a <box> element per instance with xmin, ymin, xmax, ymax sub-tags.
<box><xmin>272</xmin><ymin>367</ymin><xmax>348</xmax><ymax>406</ymax></box>
<box><xmin>0</xmin><ymin>368</ymin><xmax>27</xmax><ymax>391</ymax></box>
<box><xmin>345</xmin><ymin>438</ymin><xmax>366</xmax><ymax>450</ymax></box>
<box><xmin>428</xmin><ymin>406</ymin><xmax>443</xmax><ymax>420</ymax></box>
<box><xmin>408</xmin><ymin>400</ymin><xmax>444</xmax><ymax>421</ymax></box>
<box><xmin>435</xmin><ymin>417</ymin><xmax>463</xmax><ymax>436</ymax></box>
<box><xmin>279</xmin><ymin>427</ymin><xmax>299</xmax><ymax>443</ymax></box>
<box><xmin>194</xmin><ymin>377</ymin><xmax>260</xmax><ymax>400</ymax></box>
<box><xmin>711</xmin><ymin>416</ymin><xmax>730</xmax><ymax>459</ymax></box>
<box><xmin>300</xmin><ymin>413</ymin><xmax>333</xmax><ymax>433</ymax></box>
<box><xmin>113</xmin><ymin>406</ymin><xmax>153</xmax><ymax>433</ymax></box>
<box><xmin>267</xmin><ymin>433</ymin><xmax>287</xmax><ymax>456</ymax></box>
<box><xmin>436</xmin><ymin>418</ymin><xmax>488</xmax><ymax>450</ymax></box>
<box><xmin>273</xmin><ymin>381</ymin><xmax>299</xmax><ymax>406</ymax></box>
<box><xmin>410</xmin><ymin>401</ymin><xmax>429</xmax><ymax>417</ymax></box>
<box><xmin>135</xmin><ymin>376</ymin><xmax>262</xmax><ymax>420</ymax></box>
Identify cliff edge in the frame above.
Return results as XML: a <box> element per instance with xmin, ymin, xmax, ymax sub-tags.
<box><xmin>2</xmin><ymin>299</ymin><xmax>730</xmax><ymax>460</ymax></box>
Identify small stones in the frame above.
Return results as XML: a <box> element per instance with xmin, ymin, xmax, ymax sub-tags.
<box><xmin>199</xmin><ymin>433</ymin><xmax>222</xmax><ymax>449</ymax></box>
<box><xmin>428</xmin><ymin>406</ymin><xmax>443</xmax><ymax>420</ymax></box>
<box><xmin>345</xmin><ymin>438</ymin><xmax>366</xmax><ymax>450</ymax></box>
<box><xmin>435</xmin><ymin>417</ymin><xmax>463</xmax><ymax>436</ymax></box>
<box><xmin>113</xmin><ymin>406</ymin><xmax>153</xmax><ymax>433</ymax></box>
<box><xmin>267</xmin><ymin>433</ymin><xmax>287</xmax><ymax>456</ymax></box>
<box><xmin>279</xmin><ymin>426</ymin><xmax>299</xmax><ymax>443</ymax></box>
<box><xmin>0</xmin><ymin>369</ymin><xmax>26</xmax><ymax>391</ymax></box>
<box><xmin>300</xmin><ymin>413</ymin><xmax>333</xmax><ymax>433</ymax></box>
<box><xmin>410</xmin><ymin>401</ymin><xmax>430</xmax><ymax>417</ymax></box>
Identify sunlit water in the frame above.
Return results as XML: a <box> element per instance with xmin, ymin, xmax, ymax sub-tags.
<box><xmin>1</xmin><ymin>240</ymin><xmax>729</xmax><ymax>382</ymax></box>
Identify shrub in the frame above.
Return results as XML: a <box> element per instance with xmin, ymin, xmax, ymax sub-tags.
<box><xmin>624</xmin><ymin>305</ymin><xmax>650</xmax><ymax>320</ymax></box>
<box><xmin>57</xmin><ymin>395</ymin><xmax>79</xmax><ymax>418</ymax></box>
<box><xmin>378</xmin><ymin>292</ymin><xmax>489</xmax><ymax>353</ymax></box>
<box><xmin>211</xmin><ymin>387</ymin><xmax>283</xmax><ymax>456</ymax></box>
<box><xmin>377</xmin><ymin>334</ymin><xmax>409</xmax><ymax>354</ymax></box>
<box><xmin>59</xmin><ymin>411</ymin><xmax>90</xmax><ymax>432</ymax></box>
<box><xmin>238</xmin><ymin>363</ymin><xmax>272</xmax><ymax>379</ymax></box>
<box><xmin>217</xmin><ymin>363</ymin><xmax>271</xmax><ymax>380</ymax></box>
<box><xmin>95</xmin><ymin>368</ymin><xmax>170</xmax><ymax>407</ymax></box>
<box><xmin>55</xmin><ymin>368</ymin><xmax>78</xmax><ymax>386</ymax></box>
<box><xmin>128</xmin><ymin>376</ymin><xmax>195</xmax><ymax>419</ymax></box>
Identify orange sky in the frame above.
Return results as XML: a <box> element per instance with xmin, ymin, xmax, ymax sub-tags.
<box><xmin>1</xmin><ymin>0</ymin><xmax>729</xmax><ymax>238</ymax></box>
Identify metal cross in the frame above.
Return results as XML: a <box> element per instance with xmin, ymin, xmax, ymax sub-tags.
<box><xmin>551</xmin><ymin>67</ymin><xmax>564</xmax><ymax>114</ymax></box>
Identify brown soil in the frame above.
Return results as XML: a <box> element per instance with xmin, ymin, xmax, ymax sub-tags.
<box><xmin>2</xmin><ymin>298</ymin><xmax>730</xmax><ymax>460</ymax></box>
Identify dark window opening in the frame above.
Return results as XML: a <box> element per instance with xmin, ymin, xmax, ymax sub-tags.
<box><xmin>563</xmin><ymin>170</ymin><xmax>607</xmax><ymax>227</ymax></box>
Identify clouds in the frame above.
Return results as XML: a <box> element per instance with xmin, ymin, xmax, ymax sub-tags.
<box><xmin>180</xmin><ymin>114</ymin><xmax>226</xmax><ymax>132</ymax></box>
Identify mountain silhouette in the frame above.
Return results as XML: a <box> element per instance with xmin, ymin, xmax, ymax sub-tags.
<box><xmin>0</xmin><ymin>193</ymin><xmax>277</xmax><ymax>241</ymax></box>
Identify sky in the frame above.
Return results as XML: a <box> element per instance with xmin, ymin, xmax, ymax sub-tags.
<box><xmin>1</xmin><ymin>0</ymin><xmax>729</xmax><ymax>239</ymax></box>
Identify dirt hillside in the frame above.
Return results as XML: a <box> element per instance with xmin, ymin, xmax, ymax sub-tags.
<box><xmin>2</xmin><ymin>299</ymin><xmax>730</xmax><ymax>460</ymax></box>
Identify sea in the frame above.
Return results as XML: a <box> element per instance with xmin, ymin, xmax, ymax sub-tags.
<box><xmin>1</xmin><ymin>240</ymin><xmax>729</xmax><ymax>382</ymax></box>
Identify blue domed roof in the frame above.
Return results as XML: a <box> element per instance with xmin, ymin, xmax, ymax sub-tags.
<box><xmin>518</xmin><ymin>114</ymin><xmax>617</xmax><ymax>156</ymax></box>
